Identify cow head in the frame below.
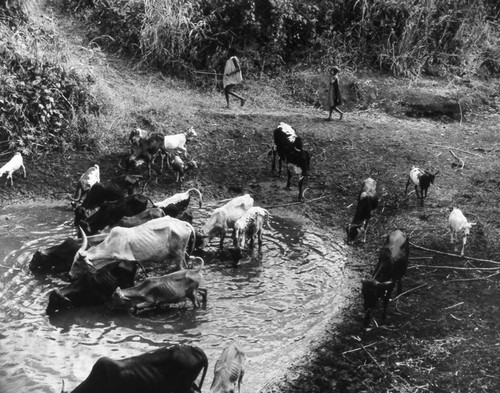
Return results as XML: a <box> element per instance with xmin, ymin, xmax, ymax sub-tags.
<box><xmin>185</xmin><ymin>126</ymin><xmax>197</xmax><ymax>139</ymax></box>
<box><xmin>69</xmin><ymin>228</ymin><xmax>96</xmax><ymax>280</ymax></box>
<box><xmin>29</xmin><ymin>238</ymin><xmax>80</xmax><ymax>274</ymax></box>
<box><xmin>46</xmin><ymin>289</ymin><xmax>72</xmax><ymax>315</ymax></box>
<box><xmin>110</xmin><ymin>287</ymin><xmax>131</xmax><ymax>309</ymax></box>
<box><xmin>361</xmin><ymin>279</ymin><xmax>394</xmax><ymax>326</ymax></box>
<box><xmin>346</xmin><ymin>224</ymin><xmax>363</xmax><ymax>244</ymax></box>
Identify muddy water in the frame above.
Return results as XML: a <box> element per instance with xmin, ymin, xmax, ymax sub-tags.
<box><xmin>0</xmin><ymin>202</ymin><xmax>357</xmax><ymax>393</ymax></box>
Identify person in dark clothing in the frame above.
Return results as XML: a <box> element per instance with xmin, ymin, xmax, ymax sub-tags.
<box><xmin>327</xmin><ymin>66</ymin><xmax>344</xmax><ymax>121</ymax></box>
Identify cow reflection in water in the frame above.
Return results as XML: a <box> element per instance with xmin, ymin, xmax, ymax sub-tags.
<box><xmin>61</xmin><ymin>344</ymin><xmax>208</xmax><ymax>393</ymax></box>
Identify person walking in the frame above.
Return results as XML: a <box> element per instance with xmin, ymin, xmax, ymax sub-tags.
<box><xmin>223</xmin><ymin>48</ymin><xmax>246</xmax><ymax>108</ymax></box>
<box><xmin>326</xmin><ymin>66</ymin><xmax>344</xmax><ymax>120</ymax></box>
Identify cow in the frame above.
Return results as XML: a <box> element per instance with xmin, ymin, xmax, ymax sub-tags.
<box><xmin>62</xmin><ymin>344</ymin><xmax>208</xmax><ymax>393</ymax></box>
<box><xmin>209</xmin><ymin>343</ymin><xmax>245</xmax><ymax>393</ymax></box>
<box><xmin>200</xmin><ymin>194</ymin><xmax>254</xmax><ymax>249</ymax></box>
<box><xmin>170</xmin><ymin>155</ymin><xmax>198</xmax><ymax>184</ymax></box>
<box><xmin>154</xmin><ymin>188</ymin><xmax>203</xmax><ymax>218</ymax></box>
<box><xmin>115</xmin><ymin>207</ymin><xmax>166</xmax><ymax>228</ymax></box>
<box><xmin>362</xmin><ymin>229</ymin><xmax>409</xmax><ymax>327</ymax></box>
<box><xmin>271</xmin><ymin>122</ymin><xmax>311</xmax><ymax>201</ymax></box>
<box><xmin>69</xmin><ymin>216</ymin><xmax>196</xmax><ymax>280</ymax></box>
<box><xmin>79</xmin><ymin>194</ymin><xmax>150</xmax><ymax>236</ymax></box>
<box><xmin>346</xmin><ymin>177</ymin><xmax>379</xmax><ymax>244</ymax></box>
<box><xmin>29</xmin><ymin>234</ymin><xmax>107</xmax><ymax>274</ymax></box>
<box><xmin>46</xmin><ymin>260</ymin><xmax>141</xmax><ymax>315</ymax></box>
<box><xmin>70</xmin><ymin>164</ymin><xmax>100</xmax><ymax>208</ymax></box>
<box><xmin>234</xmin><ymin>207</ymin><xmax>271</xmax><ymax>250</ymax></box>
<box><xmin>111</xmin><ymin>257</ymin><xmax>206</xmax><ymax>312</ymax></box>
<box><xmin>126</xmin><ymin>132</ymin><xmax>165</xmax><ymax>178</ymax></box>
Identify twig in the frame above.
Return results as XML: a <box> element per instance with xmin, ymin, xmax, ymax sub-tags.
<box><xmin>412</xmin><ymin>264</ymin><xmax>499</xmax><ymax>271</ymax></box>
<box><xmin>444</xmin><ymin>302</ymin><xmax>464</xmax><ymax>310</ymax></box>
<box><xmin>392</xmin><ymin>283</ymin><xmax>427</xmax><ymax>301</ymax></box>
<box><xmin>449</xmin><ymin>149</ymin><xmax>465</xmax><ymax>169</ymax></box>
<box><xmin>428</xmin><ymin>144</ymin><xmax>481</xmax><ymax>157</ymax></box>
<box><xmin>342</xmin><ymin>341</ymin><xmax>380</xmax><ymax>355</ymax></box>
<box><xmin>445</xmin><ymin>271</ymin><xmax>500</xmax><ymax>283</ymax></box>
<box><xmin>263</xmin><ymin>191</ymin><xmax>327</xmax><ymax>209</ymax></box>
<box><xmin>358</xmin><ymin>343</ymin><xmax>386</xmax><ymax>376</ymax></box>
<box><xmin>409</xmin><ymin>242</ymin><xmax>500</xmax><ymax>265</ymax></box>
<box><xmin>409</xmin><ymin>257</ymin><xmax>434</xmax><ymax>260</ymax></box>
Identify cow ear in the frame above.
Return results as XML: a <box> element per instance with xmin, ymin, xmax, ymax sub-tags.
<box><xmin>60</xmin><ymin>379</ymin><xmax>67</xmax><ymax>393</ymax></box>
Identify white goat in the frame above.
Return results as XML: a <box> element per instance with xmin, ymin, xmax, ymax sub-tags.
<box><xmin>163</xmin><ymin>127</ymin><xmax>197</xmax><ymax>155</ymax></box>
<box><xmin>0</xmin><ymin>152</ymin><xmax>26</xmax><ymax>186</ymax></box>
<box><xmin>449</xmin><ymin>207</ymin><xmax>476</xmax><ymax>257</ymax></box>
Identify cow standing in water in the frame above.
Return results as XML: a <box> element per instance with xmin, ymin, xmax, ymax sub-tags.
<box><xmin>209</xmin><ymin>343</ymin><xmax>245</xmax><ymax>393</ymax></box>
<box><xmin>62</xmin><ymin>344</ymin><xmax>208</xmax><ymax>393</ymax></box>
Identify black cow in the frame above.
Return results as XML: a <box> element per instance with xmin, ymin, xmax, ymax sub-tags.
<box><xmin>271</xmin><ymin>122</ymin><xmax>311</xmax><ymax>201</ymax></box>
<box><xmin>63</xmin><ymin>344</ymin><xmax>208</xmax><ymax>393</ymax></box>
<box><xmin>46</xmin><ymin>260</ymin><xmax>139</xmax><ymax>315</ymax></box>
<box><xmin>29</xmin><ymin>234</ymin><xmax>107</xmax><ymax>274</ymax></box>
<box><xmin>362</xmin><ymin>229</ymin><xmax>409</xmax><ymax>327</ymax></box>
<box><xmin>79</xmin><ymin>194</ymin><xmax>150</xmax><ymax>236</ymax></box>
<box><xmin>126</xmin><ymin>132</ymin><xmax>165</xmax><ymax>178</ymax></box>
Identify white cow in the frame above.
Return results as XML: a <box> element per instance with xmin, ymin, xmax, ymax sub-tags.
<box><xmin>210</xmin><ymin>343</ymin><xmax>245</xmax><ymax>393</ymax></box>
<box><xmin>0</xmin><ymin>152</ymin><xmax>26</xmax><ymax>186</ymax></box>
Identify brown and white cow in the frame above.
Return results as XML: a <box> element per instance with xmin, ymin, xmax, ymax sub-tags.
<box><xmin>62</xmin><ymin>344</ymin><xmax>208</xmax><ymax>393</ymax></box>
<box><xmin>200</xmin><ymin>194</ymin><xmax>254</xmax><ymax>249</ymax></box>
<box><xmin>111</xmin><ymin>256</ymin><xmax>206</xmax><ymax>311</ymax></box>
<box><xmin>69</xmin><ymin>216</ymin><xmax>196</xmax><ymax>280</ymax></box>
<box><xmin>114</xmin><ymin>207</ymin><xmax>165</xmax><ymax>228</ymax></box>
<box><xmin>209</xmin><ymin>343</ymin><xmax>245</xmax><ymax>393</ymax></box>
<box><xmin>70</xmin><ymin>164</ymin><xmax>100</xmax><ymax>207</ymax></box>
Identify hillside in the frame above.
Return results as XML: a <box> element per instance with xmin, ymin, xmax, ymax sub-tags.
<box><xmin>1</xmin><ymin>1</ymin><xmax>500</xmax><ymax>392</ymax></box>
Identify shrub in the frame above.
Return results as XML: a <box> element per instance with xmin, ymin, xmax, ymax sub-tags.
<box><xmin>0</xmin><ymin>43</ymin><xmax>101</xmax><ymax>154</ymax></box>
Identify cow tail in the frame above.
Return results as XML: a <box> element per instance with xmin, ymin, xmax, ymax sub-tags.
<box><xmin>196</xmin><ymin>353</ymin><xmax>209</xmax><ymax>393</ymax></box>
<box><xmin>186</xmin><ymin>222</ymin><xmax>196</xmax><ymax>258</ymax></box>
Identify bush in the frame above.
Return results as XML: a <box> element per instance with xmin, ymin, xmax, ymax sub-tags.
<box><xmin>0</xmin><ymin>43</ymin><xmax>101</xmax><ymax>154</ymax></box>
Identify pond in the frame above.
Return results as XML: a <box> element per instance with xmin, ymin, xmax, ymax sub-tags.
<box><xmin>0</xmin><ymin>202</ymin><xmax>358</xmax><ymax>393</ymax></box>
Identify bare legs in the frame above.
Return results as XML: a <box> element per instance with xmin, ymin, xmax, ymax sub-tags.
<box><xmin>225</xmin><ymin>85</ymin><xmax>246</xmax><ymax>108</ymax></box>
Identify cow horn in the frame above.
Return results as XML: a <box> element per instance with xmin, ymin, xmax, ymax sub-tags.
<box><xmin>60</xmin><ymin>379</ymin><xmax>67</xmax><ymax>393</ymax></box>
<box><xmin>78</xmin><ymin>226</ymin><xmax>88</xmax><ymax>253</ymax></box>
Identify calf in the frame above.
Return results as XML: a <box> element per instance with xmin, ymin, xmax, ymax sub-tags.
<box><xmin>128</xmin><ymin>127</ymin><xmax>149</xmax><ymax>147</ymax></box>
<box><xmin>362</xmin><ymin>229</ymin><xmax>409</xmax><ymax>327</ymax></box>
<box><xmin>171</xmin><ymin>155</ymin><xmax>198</xmax><ymax>184</ymax></box>
<box><xmin>115</xmin><ymin>207</ymin><xmax>165</xmax><ymax>228</ymax></box>
<box><xmin>209</xmin><ymin>343</ymin><xmax>245</xmax><ymax>393</ymax></box>
<box><xmin>46</xmin><ymin>260</ymin><xmax>139</xmax><ymax>315</ymax></box>
<box><xmin>405</xmin><ymin>166</ymin><xmax>439</xmax><ymax>206</ymax></box>
<box><xmin>62</xmin><ymin>344</ymin><xmax>208</xmax><ymax>393</ymax></box>
<box><xmin>79</xmin><ymin>194</ymin><xmax>150</xmax><ymax>236</ymax></box>
<box><xmin>154</xmin><ymin>188</ymin><xmax>203</xmax><ymax>218</ymax></box>
<box><xmin>346</xmin><ymin>177</ymin><xmax>379</xmax><ymax>244</ymax></box>
<box><xmin>271</xmin><ymin>122</ymin><xmax>311</xmax><ymax>201</ymax></box>
<box><xmin>449</xmin><ymin>207</ymin><xmax>476</xmax><ymax>257</ymax></box>
<box><xmin>111</xmin><ymin>257</ymin><xmax>206</xmax><ymax>311</ymax></box>
<box><xmin>163</xmin><ymin>126</ymin><xmax>197</xmax><ymax>157</ymax></box>
<box><xmin>0</xmin><ymin>152</ymin><xmax>26</xmax><ymax>186</ymax></box>
<box><xmin>70</xmin><ymin>164</ymin><xmax>100</xmax><ymax>207</ymax></box>
<box><xmin>29</xmin><ymin>234</ymin><xmax>107</xmax><ymax>274</ymax></box>
<box><xmin>200</xmin><ymin>194</ymin><xmax>254</xmax><ymax>249</ymax></box>
<box><xmin>234</xmin><ymin>207</ymin><xmax>272</xmax><ymax>250</ymax></box>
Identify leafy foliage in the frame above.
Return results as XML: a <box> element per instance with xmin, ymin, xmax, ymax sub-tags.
<box><xmin>0</xmin><ymin>43</ymin><xmax>101</xmax><ymax>154</ymax></box>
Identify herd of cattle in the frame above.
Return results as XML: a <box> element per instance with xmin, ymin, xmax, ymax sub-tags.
<box><xmin>1</xmin><ymin>121</ymin><xmax>477</xmax><ymax>392</ymax></box>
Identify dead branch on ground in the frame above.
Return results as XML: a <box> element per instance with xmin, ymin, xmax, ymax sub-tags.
<box><xmin>410</xmin><ymin>242</ymin><xmax>500</xmax><ymax>265</ymax></box>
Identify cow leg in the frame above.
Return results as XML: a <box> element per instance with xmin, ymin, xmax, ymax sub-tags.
<box><xmin>461</xmin><ymin>235</ymin><xmax>467</xmax><ymax>257</ymax></box>
<box><xmin>414</xmin><ymin>185</ymin><xmax>420</xmax><ymax>199</ymax></box>
<box><xmin>271</xmin><ymin>148</ymin><xmax>276</xmax><ymax>172</ymax></box>
<box><xmin>404</xmin><ymin>177</ymin><xmax>411</xmax><ymax>196</ymax></box>
<box><xmin>133</xmin><ymin>301</ymin><xmax>154</xmax><ymax>312</ymax></box>
<box><xmin>257</xmin><ymin>229</ymin><xmax>263</xmax><ymax>249</ymax></box>
<box><xmin>286</xmin><ymin>169</ymin><xmax>292</xmax><ymax>189</ymax></box>
<box><xmin>188</xmin><ymin>292</ymin><xmax>200</xmax><ymax>308</ymax></box>
<box><xmin>219</xmin><ymin>230</ymin><xmax>226</xmax><ymax>250</ymax></box>
<box><xmin>381</xmin><ymin>286</ymin><xmax>394</xmax><ymax>320</ymax></box>
<box><xmin>198</xmin><ymin>288</ymin><xmax>207</xmax><ymax>304</ymax></box>
<box><xmin>278</xmin><ymin>158</ymin><xmax>283</xmax><ymax>177</ymax></box>
<box><xmin>362</xmin><ymin>220</ymin><xmax>368</xmax><ymax>243</ymax></box>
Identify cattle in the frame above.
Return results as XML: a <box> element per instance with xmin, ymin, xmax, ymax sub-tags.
<box><xmin>126</xmin><ymin>132</ymin><xmax>165</xmax><ymax>178</ymax></box>
<box><xmin>171</xmin><ymin>155</ymin><xmax>198</xmax><ymax>184</ymax></box>
<box><xmin>163</xmin><ymin>127</ymin><xmax>198</xmax><ymax>157</ymax></box>
<box><xmin>209</xmin><ymin>343</ymin><xmax>245</xmax><ymax>393</ymax></box>
<box><xmin>0</xmin><ymin>152</ymin><xmax>26</xmax><ymax>186</ymax></box>
<box><xmin>128</xmin><ymin>127</ymin><xmax>149</xmax><ymax>147</ymax></box>
<box><xmin>79</xmin><ymin>194</ymin><xmax>150</xmax><ymax>236</ymax></box>
<box><xmin>449</xmin><ymin>207</ymin><xmax>476</xmax><ymax>257</ymax></box>
<box><xmin>115</xmin><ymin>207</ymin><xmax>165</xmax><ymax>228</ymax></box>
<box><xmin>234</xmin><ymin>207</ymin><xmax>271</xmax><ymax>250</ymax></box>
<box><xmin>46</xmin><ymin>260</ymin><xmax>140</xmax><ymax>315</ymax></box>
<box><xmin>111</xmin><ymin>257</ymin><xmax>206</xmax><ymax>312</ymax></box>
<box><xmin>404</xmin><ymin>166</ymin><xmax>439</xmax><ymax>206</ymax></box>
<box><xmin>62</xmin><ymin>344</ymin><xmax>208</xmax><ymax>393</ymax></box>
<box><xmin>362</xmin><ymin>230</ymin><xmax>409</xmax><ymax>327</ymax></box>
<box><xmin>69</xmin><ymin>216</ymin><xmax>196</xmax><ymax>280</ymax></box>
<box><xmin>200</xmin><ymin>194</ymin><xmax>254</xmax><ymax>249</ymax></box>
<box><xmin>70</xmin><ymin>164</ymin><xmax>100</xmax><ymax>207</ymax></box>
<box><xmin>271</xmin><ymin>122</ymin><xmax>311</xmax><ymax>201</ymax></box>
<box><xmin>154</xmin><ymin>188</ymin><xmax>203</xmax><ymax>218</ymax></box>
<box><xmin>346</xmin><ymin>178</ymin><xmax>379</xmax><ymax>244</ymax></box>
<box><xmin>29</xmin><ymin>234</ymin><xmax>107</xmax><ymax>274</ymax></box>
